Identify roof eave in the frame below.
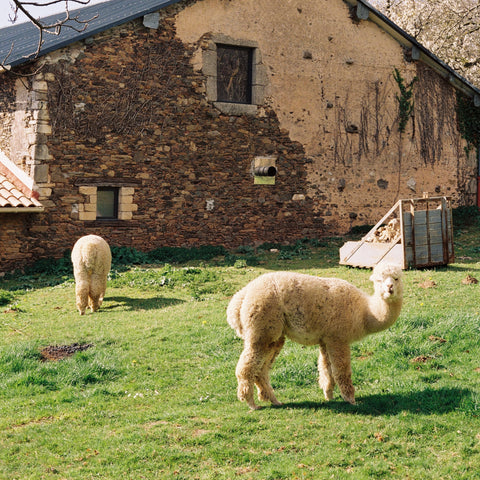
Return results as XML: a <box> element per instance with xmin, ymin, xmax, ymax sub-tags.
<box><xmin>0</xmin><ymin>206</ymin><xmax>44</xmax><ymax>213</ymax></box>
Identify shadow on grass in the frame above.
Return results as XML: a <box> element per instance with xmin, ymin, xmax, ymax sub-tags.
<box><xmin>102</xmin><ymin>296</ymin><xmax>185</xmax><ymax>311</ymax></box>
<box><xmin>440</xmin><ymin>263</ymin><xmax>480</xmax><ymax>272</ymax></box>
<box><xmin>281</xmin><ymin>387</ymin><xmax>471</xmax><ymax>416</ymax></box>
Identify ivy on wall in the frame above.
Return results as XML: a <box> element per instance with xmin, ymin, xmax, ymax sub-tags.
<box><xmin>393</xmin><ymin>68</ymin><xmax>417</xmax><ymax>133</ymax></box>
<box><xmin>456</xmin><ymin>92</ymin><xmax>480</xmax><ymax>156</ymax></box>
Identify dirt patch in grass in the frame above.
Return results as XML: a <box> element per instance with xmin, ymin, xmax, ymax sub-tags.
<box><xmin>418</xmin><ymin>279</ymin><xmax>437</xmax><ymax>289</ymax></box>
<box><xmin>410</xmin><ymin>354</ymin><xmax>434</xmax><ymax>363</ymax></box>
<box><xmin>461</xmin><ymin>275</ymin><xmax>478</xmax><ymax>285</ymax></box>
<box><xmin>428</xmin><ymin>335</ymin><xmax>447</xmax><ymax>343</ymax></box>
<box><xmin>40</xmin><ymin>343</ymin><xmax>93</xmax><ymax>362</ymax></box>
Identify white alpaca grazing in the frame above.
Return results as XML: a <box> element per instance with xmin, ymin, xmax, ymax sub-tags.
<box><xmin>226</xmin><ymin>263</ymin><xmax>403</xmax><ymax>410</ymax></box>
<box><xmin>71</xmin><ymin>235</ymin><xmax>111</xmax><ymax>315</ymax></box>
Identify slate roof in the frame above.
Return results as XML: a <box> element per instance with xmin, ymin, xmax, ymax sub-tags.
<box><xmin>0</xmin><ymin>0</ymin><xmax>182</xmax><ymax>68</ymax></box>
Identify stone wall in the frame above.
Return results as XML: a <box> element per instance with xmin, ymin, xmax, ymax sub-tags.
<box><xmin>0</xmin><ymin>0</ymin><xmax>477</xmax><ymax>272</ymax></box>
<box><xmin>0</xmin><ymin>11</ymin><xmax>323</xmax><ymax>272</ymax></box>
<box><xmin>175</xmin><ymin>0</ymin><xmax>477</xmax><ymax>228</ymax></box>
<box><xmin>0</xmin><ymin>78</ymin><xmax>15</xmax><ymax>159</ymax></box>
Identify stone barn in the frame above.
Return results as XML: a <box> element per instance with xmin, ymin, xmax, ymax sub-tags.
<box><xmin>0</xmin><ymin>0</ymin><xmax>479</xmax><ymax>272</ymax></box>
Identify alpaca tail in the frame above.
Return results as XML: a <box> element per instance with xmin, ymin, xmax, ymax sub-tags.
<box><xmin>226</xmin><ymin>288</ymin><xmax>246</xmax><ymax>339</ymax></box>
<box><xmin>80</xmin><ymin>244</ymin><xmax>100</xmax><ymax>273</ymax></box>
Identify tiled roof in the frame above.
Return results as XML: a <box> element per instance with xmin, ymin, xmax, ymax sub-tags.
<box><xmin>0</xmin><ymin>152</ymin><xmax>43</xmax><ymax>211</ymax></box>
<box><xmin>0</xmin><ymin>172</ymin><xmax>43</xmax><ymax>210</ymax></box>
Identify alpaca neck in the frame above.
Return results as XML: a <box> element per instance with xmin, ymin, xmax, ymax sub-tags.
<box><xmin>365</xmin><ymin>295</ymin><xmax>403</xmax><ymax>334</ymax></box>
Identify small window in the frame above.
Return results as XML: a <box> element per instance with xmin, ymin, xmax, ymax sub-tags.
<box><xmin>96</xmin><ymin>187</ymin><xmax>119</xmax><ymax>220</ymax></box>
<box><xmin>216</xmin><ymin>44</ymin><xmax>253</xmax><ymax>104</ymax></box>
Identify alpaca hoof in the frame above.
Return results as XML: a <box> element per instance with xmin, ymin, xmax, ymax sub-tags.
<box><xmin>259</xmin><ymin>393</ymin><xmax>283</xmax><ymax>406</ymax></box>
<box><xmin>324</xmin><ymin>390</ymin><xmax>334</xmax><ymax>401</ymax></box>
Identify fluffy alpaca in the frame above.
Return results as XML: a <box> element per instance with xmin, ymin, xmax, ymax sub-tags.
<box><xmin>226</xmin><ymin>263</ymin><xmax>403</xmax><ymax>409</ymax></box>
<box><xmin>71</xmin><ymin>235</ymin><xmax>112</xmax><ymax>315</ymax></box>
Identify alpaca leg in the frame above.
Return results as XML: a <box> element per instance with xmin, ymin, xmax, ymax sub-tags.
<box><xmin>89</xmin><ymin>294</ymin><xmax>100</xmax><ymax>312</ymax></box>
<box><xmin>326</xmin><ymin>342</ymin><xmax>355</xmax><ymax>404</ymax></box>
<box><xmin>236</xmin><ymin>344</ymin><xmax>271</xmax><ymax>410</ymax></box>
<box><xmin>75</xmin><ymin>279</ymin><xmax>89</xmax><ymax>315</ymax></box>
<box><xmin>318</xmin><ymin>341</ymin><xmax>335</xmax><ymax>401</ymax></box>
<box><xmin>89</xmin><ymin>274</ymin><xmax>106</xmax><ymax>312</ymax></box>
<box><xmin>255</xmin><ymin>338</ymin><xmax>285</xmax><ymax>406</ymax></box>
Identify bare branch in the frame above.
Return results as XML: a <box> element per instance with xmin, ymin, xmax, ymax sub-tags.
<box><xmin>2</xmin><ymin>0</ymin><xmax>96</xmax><ymax>70</ymax></box>
<box><xmin>372</xmin><ymin>0</ymin><xmax>480</xmax><ymax>87</ymax></box>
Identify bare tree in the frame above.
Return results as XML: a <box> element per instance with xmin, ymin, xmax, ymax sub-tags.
<box><xmin>3</xmin><ymin>0</ymin><xmax>96</xmax><ymax>68</ymax></box>
<box><xmin>370</xmin><ymin>0</ymin><xmax>480</xmax><ymax>87</ymax></box>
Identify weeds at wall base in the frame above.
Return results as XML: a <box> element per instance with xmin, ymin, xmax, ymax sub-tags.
<box><xmin>3</xmin><ymin>238</ymin><xmax>329</xmax><ymax>286</ymax></box>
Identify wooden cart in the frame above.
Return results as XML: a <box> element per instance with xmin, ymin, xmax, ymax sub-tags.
<box><xmin>339</xmin><ymin>196</ymin><xmax>454</xmax><ymax>269</ymax></box>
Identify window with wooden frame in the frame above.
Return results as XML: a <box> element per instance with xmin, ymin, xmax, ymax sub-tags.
<box><xmin>202</xmin><ymin>36</ymin><xmax>267</xmax><ymax>116</ymax></box>
<box><xmin>96</xmin><ymin>187</ymin><xmax>119</xmax><ymax>220</ymax></box>
<box><xmin>216</xmin><ymin>44</ymin><xmax>253</xmax><ymax>104</ymax></box>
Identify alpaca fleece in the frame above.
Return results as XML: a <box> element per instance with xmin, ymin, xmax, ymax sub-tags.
<box><xmin>71</xmin><ymin>235</ymin><xmax>111</xmax><ymax>315</ymax></box>
<box><xmin>227</xmin><ymin>263</ymin><xmax>403</xmax><ymax>409</ymax></box>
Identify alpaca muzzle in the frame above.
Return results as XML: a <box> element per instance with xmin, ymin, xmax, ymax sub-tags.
<box><xmin>382</xmin><ymin>279</ymin><xmax>395</xmax><ymax>297</ymax></box>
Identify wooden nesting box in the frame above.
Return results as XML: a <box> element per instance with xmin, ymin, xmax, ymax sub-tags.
<box><xmin>339</xmin><ymin>196</ymin><xmax>454</xmax><ymax>269</ymax></box>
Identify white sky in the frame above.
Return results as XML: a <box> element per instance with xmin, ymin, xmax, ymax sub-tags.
<box><xmin>0</xmin><ymin>0</ymin><xmax>106</xmax><ymax>28</ymax></box>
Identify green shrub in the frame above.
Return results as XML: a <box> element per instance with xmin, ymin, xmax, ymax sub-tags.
<box><xmin>452</xmin><ymin>205</ymin><xmax>480</xmax><ymax>227</ymax></box>
<box><xmin>110</xmin><ymin>246</ymin><xmax>149</xmax><ymax>266</ymax></box>
<box><xmin>23</xmin><ymin>250</ymin><xmax>73</xmax><ymax>276</ymax></box>
<box><xmin>146</xmin><ymin>245</ymin><xmax>227</xmax><ymax>263</ymax></box>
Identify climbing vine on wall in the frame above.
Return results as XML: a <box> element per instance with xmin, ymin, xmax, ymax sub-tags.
<box><xmin>414</xmin><ymin>62</ymin><xmax>461</xmax><ymax>166</ymax></box>
<box><xmin>393</xmin><ymin>68</ymin><xmax>417</xmax><ymax>133</ymax></box>
<box><xmin>333</xmin><ymin>80</ymin><xmax>397</xmax><ymax>165</ymax></box>
<box><xmin>456</xmin><ymin>92</ymin><xmax>480</xmax><ymax>155</ymax></box>
<box><xmin>47</xmin><ymin>24</ymin><xmax>186</xmax><ymax>138</ymax></box>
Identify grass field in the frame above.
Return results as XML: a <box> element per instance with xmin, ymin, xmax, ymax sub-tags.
<box><xmin>1</xmin><ymin>226</ymin><xmax>480</xmax><ymax>479</ymax></box>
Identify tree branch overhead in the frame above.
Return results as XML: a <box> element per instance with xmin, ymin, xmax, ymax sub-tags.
<box><xmin>3</xmin><ymin>0</ymin><xmax>97</xmax><ymax>68</ymax></box>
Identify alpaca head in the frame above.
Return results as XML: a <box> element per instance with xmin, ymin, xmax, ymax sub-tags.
<box><xmin>370</xmin><ymin>263</ymin><xmax>403</xmax><ymax>301</ymax></box>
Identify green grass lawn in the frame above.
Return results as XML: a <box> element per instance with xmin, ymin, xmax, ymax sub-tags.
<box><xmin>1</xmin><ymin>229</ymin><xmax>480</xmax><ymax>479</ymax></box>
